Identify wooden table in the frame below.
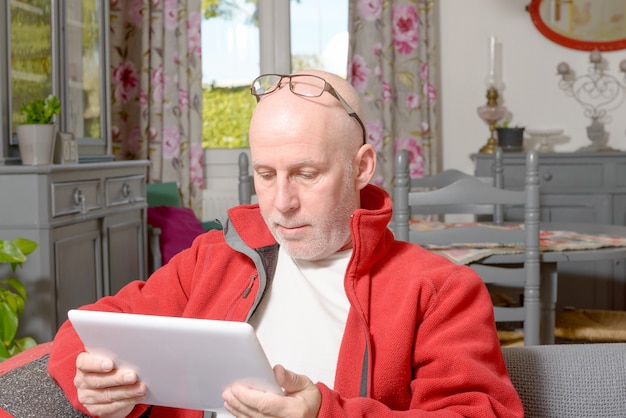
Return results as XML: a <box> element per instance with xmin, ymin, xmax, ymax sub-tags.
<box><xmin>472</xmin><ymin>222</ymin><xmax>626</xmax><ymax>345</ymax></box>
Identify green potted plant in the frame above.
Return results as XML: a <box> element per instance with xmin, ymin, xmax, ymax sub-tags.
<box><xmin>0</xmin><ymin>237</ymin><xmax>38</xmax><ymax>361</ymax></box>
<box><xmin>17</xmin><ymin>94</ymin><xmax>61</xmax><ymax>166</ymax></box>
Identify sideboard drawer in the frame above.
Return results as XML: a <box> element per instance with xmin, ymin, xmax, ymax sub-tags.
<box><xmin>105</xmin><ymin>174</ymin><xmax>146</xmax><ymax>208</ymax></box>
<box><xmin>539</xmin><ymin>162</ymin><xmax>604</xmax><ymax>188</ymax></box>
<box><xmin>51</xmin><ymin>180</ymin><xmax>102</xmax><ymax>217</ymax></box>
<box><xmin>503</xmin><ymin>162</ymin><xmax>604</xmax><ymax>190</ymax></box>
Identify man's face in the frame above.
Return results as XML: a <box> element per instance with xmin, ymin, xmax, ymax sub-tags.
<box><xmin>249</xmin><ymin>91</ymin><xmax>360</xmax><ymax>261</ymax></box>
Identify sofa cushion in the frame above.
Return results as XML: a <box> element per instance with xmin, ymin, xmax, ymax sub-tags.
<box><xmin>147</xmin><ymin>206</ymin><xmax>206</xmax><ymax>264</ymax></box>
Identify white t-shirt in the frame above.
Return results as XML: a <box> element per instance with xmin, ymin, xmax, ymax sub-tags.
<box><xmin>210</xmin><ymin>247</ymin><xmax>351</xmax><ymax>417</ymax></box>
<box><xmin>249</xmin><ymin>245</ymin><xmax>352</xmax><ymax>387</ymax></box>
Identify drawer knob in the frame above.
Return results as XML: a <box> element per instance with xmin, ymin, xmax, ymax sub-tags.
<box><xmin>542</xmin><ymin>172</ymin><xmax>553</xmax><ymax>182</ymax></box>
<box><xmin>73</xmin><ymin>188</ymin><xmax>88</xmax><ymax>214</ymax></box>
<box><xmin>122</xmin><ymin>182</ymin><xmax>131</xmax><ymax>198</ymax></box>
<box><xmin>121</xmin><ymin>182</ymin><xmax>136</xmax><ymax>204</ymax></box>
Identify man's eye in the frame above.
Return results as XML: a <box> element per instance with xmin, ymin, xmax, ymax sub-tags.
<box><xmin>298</xmin><ymin>172</ymin><xmax>316</xmax><ymax>180</ymax></box>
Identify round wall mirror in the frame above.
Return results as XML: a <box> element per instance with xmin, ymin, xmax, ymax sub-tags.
<box><xmin>529</xmin><ymin>0</ymin><xmax>626</xmax><ymax>51</ymax></box>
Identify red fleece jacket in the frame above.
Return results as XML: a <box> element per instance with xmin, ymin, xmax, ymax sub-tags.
<box><xmin>48</xmin><ymin>184</ymin><xmax>523</xmax><ymax>418</ymax></box>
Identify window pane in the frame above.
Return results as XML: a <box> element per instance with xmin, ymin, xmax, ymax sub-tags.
<box><xmin>290</xmin><ymin>0</ymin><xmax>348</xmax><ymax>77</ymax></box>
<box><xmin>10</xmin><ymin>1</ymin><xmax>53</xmax><ymax>140</ymax></box>
<box><xmin>202</xmin><ymin>0</ymin><xmax>259</xmax><ymax>149</ymax></box>
<box><xmin>65</xmin><ymin>0</ymin><xmax>102</xmax><ymax>140</ymax></box>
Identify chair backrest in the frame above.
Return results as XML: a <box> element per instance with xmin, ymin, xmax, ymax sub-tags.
<box><xmin>238</xmin><ymin>151</ymin><xmax>255</xmax><ymax>205</ymax></box>
<box><xmin>398</xmin><ymin>147</ymin><xmax>505</xmax><ymax>226</ymax></box>
<box><xmin>502</xmin><ymin>343</ymin><xmax>626</xmax><ymax>417</ymax></box>
<box><xmin>392</xmin><ymin>148</ymin><xmax>541</xmax><ymax>344</ymax></box>
<box><xmin>393</xmin><ymin>148</ymin><xmax>533</xmax><ymax>242</ymax></box>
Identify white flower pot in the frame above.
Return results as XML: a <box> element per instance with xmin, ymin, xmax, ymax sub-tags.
<box><xmin>17</xmin><ymin>124</ymin><xmax>57</xmax><ymax>165</ymax></box>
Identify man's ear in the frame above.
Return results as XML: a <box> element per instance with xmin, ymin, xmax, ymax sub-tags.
<box><xmin>355</xmin><ymin>144</ymin><xmax>377</xmax><ymax>190</ymax></box>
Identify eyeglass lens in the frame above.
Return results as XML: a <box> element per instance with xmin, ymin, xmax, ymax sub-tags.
<box><xmin>251</xmin><ymin>75</ymin><xmax>283</xmax><ymax>96</ymax></box>
<box><xmin>252</xmin><ymin>74</ymin><xmax>327</xmax><ymax>98</ymax></box>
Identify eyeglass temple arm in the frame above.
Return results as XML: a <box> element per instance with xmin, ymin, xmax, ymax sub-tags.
<box><xmin>326</xmin><ymin>86</ymin><xmax>368</xmax><ymax>145</ymax></box>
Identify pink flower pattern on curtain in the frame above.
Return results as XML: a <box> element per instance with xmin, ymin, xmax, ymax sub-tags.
<box><xmin>348</xmin><ymin>0</ymin><xmax>439</xmax><ymax>191</ymax></box>
<box><xmin>109</xmin><ymin>0</ymin><xmax>204</xmax><ymax>215</ymax></box>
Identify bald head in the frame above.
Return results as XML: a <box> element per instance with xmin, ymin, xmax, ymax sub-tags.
<box><xmin>297</xmin><ymin>69</ymin><xmax>365</xmax><ymax>123</ymax></box>
<box><xmin>249</xmin><ymin>70</ymin><xmax>366</xmax><ymax>152</ymax></box>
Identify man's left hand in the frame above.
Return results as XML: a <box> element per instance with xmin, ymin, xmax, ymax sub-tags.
<box><xmin>222</xmin><ymin>364</ymin><xmax>321</xmax><ymax>418</ymax></box>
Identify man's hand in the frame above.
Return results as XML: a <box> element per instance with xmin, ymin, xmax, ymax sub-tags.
<box><xmin>74</xmin><ymin>351</ymin><xmax>146</xmax><ymax>418</ymax></box>
<box><xmin>222</xmin><ymin>364</ymin><xmax>322</xmax><ymax>418</ymax></box>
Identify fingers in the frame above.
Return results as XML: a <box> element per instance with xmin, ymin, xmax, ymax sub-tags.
<box><xmin>222</xmin><ymin>385</ymin><xmax>279</xmax><ymax>417</ymax></box>
<box><xmin>76</xmin><ymin>354</ymin><xmax>136</xmax><ymax>389</ymax></box>
<box><xmin>74</xmin><ymin>352</ymin><xmax>146</xmax><ymax>418</ymax></box>
<box><xmin>76</xmin><ymin>394</ymin><xmax>144</xmax><ymax>418</ymax></box>
<box><xmin>76</xmin><ymin>351</ymin><xmax>114</xmax><ymax>373</ymax></box>
<box><xmin>273</xmin><ymin>364</ymin><xmax>307</xmax><ymax>394</ymax></box>
<box><xmin>222</xmin><ymin>365</ymin><xmax>321</xmax><ymax>418</ymax></box>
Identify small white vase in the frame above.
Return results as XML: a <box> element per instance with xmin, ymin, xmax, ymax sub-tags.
<box><xmin>17</xmin><ymin>124</ymin><xmax>57</xmax><ymax>165</ymax></box>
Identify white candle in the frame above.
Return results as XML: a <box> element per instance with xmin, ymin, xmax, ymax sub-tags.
<box><xmin>488</xmin><ymin>36</ymin><xmax>497</xmax><ymax>80</ymax></box>
<box><xmin>495</xmin><ymin>40</ymin><xmax>502</xmax><ymax>88</ymax></box>
<box><xmin>487</xmin><ymin>36</ymin><xmax>503</xmax><ymax>90</ymax></box>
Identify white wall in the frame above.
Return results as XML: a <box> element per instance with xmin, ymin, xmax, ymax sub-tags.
<box><xmin>439</xmin><ymin>0</ymin><xmax>626</xmax><ymax>174</ymax></box>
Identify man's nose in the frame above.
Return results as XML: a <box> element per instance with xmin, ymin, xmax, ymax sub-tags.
<box><xmin>274</xmin><ymin>178</ymin><xmax>299</xmax><ymax>213</ymax></box>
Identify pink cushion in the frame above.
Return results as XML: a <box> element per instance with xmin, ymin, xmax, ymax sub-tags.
<box><xmin>147</xmin><ymin>206</ymin><xmax>205</xmax><ymax>264</ymax></box>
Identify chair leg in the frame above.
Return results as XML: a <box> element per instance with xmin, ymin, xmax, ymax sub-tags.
<box><xmin>148</xmin><ymin>226</ymin><xmax>162</xmax><ymax>274</ymax></box>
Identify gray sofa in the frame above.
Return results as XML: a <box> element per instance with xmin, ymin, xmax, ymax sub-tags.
<box><xmin>1</xmin><ymin>343</ymin><xmax>625</xmax><ymax>417</ymax></box>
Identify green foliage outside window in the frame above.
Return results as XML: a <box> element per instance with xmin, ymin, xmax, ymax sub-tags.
<box><xmin>10</xmin><ymin>1</ymin><xmax>53</xmax><ymax>129</ymax></box>
<box><xmin>202</xmin><ymin>85</ymin><xmax>256</xmax><ymax>148</ymax></box>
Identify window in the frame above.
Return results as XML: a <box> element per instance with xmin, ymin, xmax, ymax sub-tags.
<box><xmin>0</xmin><ymin>1</ymin><xmax>110</xmax><ymax>163</ymax></box>
<box><xmin>201</xmin><ymin>0</ymin><xmax>348</xmax><ymax>149</ymax></box>
<box><xmin>202</xmin><ymin>0</ymin><xmax>258</xmax><ymax>149</ymax></box>
<box><xmin>290</xmin><ymin>0</ymin><xmax>348</xmax><ymax>76</ymax></box>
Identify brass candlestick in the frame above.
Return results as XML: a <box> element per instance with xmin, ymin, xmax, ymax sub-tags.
<box><xmin>477</xmin><ymin>87</ymin><xmax>507</xmax><ymax>154</ymax></box>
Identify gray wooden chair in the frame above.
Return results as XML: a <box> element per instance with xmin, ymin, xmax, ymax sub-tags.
<box><xmin>392</xmin><ymin>148</ymin><xmax>543</xmax><ymax>345</ymax></box>
<box><xmin>238</xmin><ymin>151</ymin><xmax>255</xmax><ymax>205</ymax></box>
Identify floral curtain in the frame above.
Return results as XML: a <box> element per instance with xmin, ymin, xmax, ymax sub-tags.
<box><xmin>109</xmin><ymin>0</ymin><xmax>204</xmax><ymax>215</ymax></box>
<box><xmin>348</xmin><ymin>0</ymin><xmax>439</xmax><ymax>191</ymax></box>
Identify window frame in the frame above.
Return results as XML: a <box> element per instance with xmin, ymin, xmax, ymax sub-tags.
<box><xmin>258</xmin><ymin>0</ymin><xmax>291</xmax><ymax>75</ymax></box>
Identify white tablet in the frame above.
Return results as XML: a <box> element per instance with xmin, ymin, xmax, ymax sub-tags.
<box><xmin>67</xmin><ymin>309</ymin><xmax>282</xmax><ymax>411</ymax></box>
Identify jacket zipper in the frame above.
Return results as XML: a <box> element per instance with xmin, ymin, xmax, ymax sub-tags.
<box><xmin>242</xmin><ymin>274</ymin><xmax>257</xmax><ymax>298</ymax></box>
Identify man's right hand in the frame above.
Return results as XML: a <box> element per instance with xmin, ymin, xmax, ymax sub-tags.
<box><xmin>74</xmin><ymin>351</ymin><xmax>147</xmax><ymax>418</ymax></box>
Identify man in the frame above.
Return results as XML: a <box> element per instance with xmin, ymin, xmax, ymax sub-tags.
<box><xmin>48</xmin><ymin>70</ymin><xmax>523</xmax><ymax>418</ymax></box>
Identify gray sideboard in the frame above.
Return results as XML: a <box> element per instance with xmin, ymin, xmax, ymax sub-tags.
<box><xmin>0</xmin><ymin>161</ymin><xmax>149</xmax><ymax>342</ymax></box>
<box><xmin>474</xmin><ymin>151</ymin><xmax>626</xmax><ymax>312</ymax></box>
